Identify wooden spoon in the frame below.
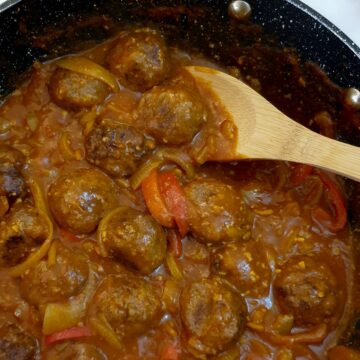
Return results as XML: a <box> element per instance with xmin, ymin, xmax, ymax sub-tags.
<box><xmin>186</xmin><ymin>66</ymin><xmax>360</xmax><ymax>182</ymax></box>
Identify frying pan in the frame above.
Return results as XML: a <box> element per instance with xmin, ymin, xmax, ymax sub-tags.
<box><xmin>0</xmin><ymin>0</ymin><xmax>360</xmax><ymax>350</ymax></box>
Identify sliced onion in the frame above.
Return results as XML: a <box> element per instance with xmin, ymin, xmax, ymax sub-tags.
<box><xmin>10</xmin><ymin>179</ymin><xmax>53</xmax><ymax>277</ymax></box>
<box><xmin>0</xmin><ymin>196</ymin><xmax>9</xmax><ymax>218</ymax></box>
<box><xmin>79</xmin><ymin>107</ymin><xmax>97</xmax><ymax>136</ymax></box>
<box><xmin>247</xmin><ymin>322</ymin><xmax>327</xmax><ymax>345</ymax></box>
<box><xmin>56</xmin><ymin>56</ymin><xmax>119</xmax><ymax>91</ymax></box>
<box><xmin>26</xmin><ymin>113</ymin><xmax>39</xmax><ymax>132</ymax></box>
<box><xmin>130</xmin><ymin>148</ymin><xmax>194</xmax><ymax>190</ymax></box>
<box><xmin>213</xmin><ymin>347</ymin><xmax>240</xmax><ymax>360</ymax></box>
<box><xmin>166</xmin><ymin>254</ymin><xmax>184</xmax><ymax>281</ymax></box>
<box><xmin>97</xmin><ymin>207</ymin><xmax>128</xmax><ymax>257</ymax></box>
<box><xmin>58</xmin><ymin>132</ymin><xmax>82</xmax><ymax>161</ymax></box>
<box><xmin>156</xmin><ymin>148</ymin><xmax>195</xmax><ymax>178</ymax></box>
<box><xmin>130</xmin><ymin>158</ymin><xmax>164</xmax><ymax>190</ymax></box>
<box><xmin>89</xmin><ymin>313</ymin><xmax>122</xmax><ymax>350</ymax></box>
<box><xmin>47</xmin><ymin>241</ymin><xmax>57</xmax><ymax>267</ymax></box>
<box><xmin>162</xmin><ymin>279</ymin><xmax>180</xmax><ymax>313</ymax></box>
<box><xmin>43</xmin><ymin>302</ymin><xmax>83</xmax><ymax>336</ymax></box>
<box><xmin>43</xmin><ymin>269</ymin><xmax>97</xmax><ymax>334</ymax></box>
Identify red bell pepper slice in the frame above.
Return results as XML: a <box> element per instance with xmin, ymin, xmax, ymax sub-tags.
<box><xmin>44</xmin><ymin>326</ymin><xmax>92</xmax><ymax>345</ymax></box>
<box><xmin>312</xmin><ymin>171</ymin><xmax>347</xmax><ymax>232</ymax></box>
<box><xmin>59</xmin><ymin>228</ymin><xmax>81</xmax><ymax>242</ymax></box>
<box><xmin>160</xmin><ymin>344</ymin><xmax>179</xmax><ymax>360</ymax></box>
<box><xmin>291</xmin><ymin>164</ymin><xmax>313</xmax><ymax>186</ymax></box>
<box><xmin>158</xmin><ymin>171</ymin><xmax>189</xmax><ymax>237</ymax></box>
<box><xmin>141</xmin><ymin>170</ymin><xmax>174</xmax><ymax>228</ymax></box>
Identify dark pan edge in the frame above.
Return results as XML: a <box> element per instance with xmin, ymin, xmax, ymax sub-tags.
<box><xmin>0</xmin><ymin>0</ymin><xmax>21</xmax><ymax>13</ymax></box>
<box><xmin>287</xmin><ymin>0</ymin><xmax>360</xmax><ymax>58</ymax></box>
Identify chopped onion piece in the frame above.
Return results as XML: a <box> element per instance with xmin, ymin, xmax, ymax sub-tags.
<box><xmin>166</xmin><ymin>254</ymin><xmax>184</xmax><ymax>281</ymax></box>
<box><xmin>89</xmin><ymin>313</ymin><xmax>122</xmax><ymax>350</ymax></box>
<box><xmin>10</xmin><ymin>179</ymin><xmax>53</xmax><ymax>277</ymax></box>
<box><xmin>56</xmin><ymin>56</ymin><xmax>119</xmax><ymax>91</ymax></box>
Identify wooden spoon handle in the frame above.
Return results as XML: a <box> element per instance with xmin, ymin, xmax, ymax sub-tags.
<box><xmin>285</xmin><ymin>126</ymin><xmax>360</xmax><ymax>182</ymax></box>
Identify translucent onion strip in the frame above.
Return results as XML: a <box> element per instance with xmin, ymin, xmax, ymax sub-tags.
<box><xmin>166</xmin><ymin>253</ymin><xmax>184</xmax><ymax>281</ymax></box>
<box><xmin>130</xmin><ymin>148</ymin><xmax>195</xmax><ymax>190</ymax></box>
<box><xmin>0</xmin><ymin>196</ymin><xmax>9</xmax><ymax>218</ymax></box>
<box><xmin>47</xmin><ymin>241</ymin><xmax>57</xmax><ymax>267</ymax></box>
<box><xmin>79</xmin><ymin>107</ymin><xmax>97</xmax><ymax>136</ymax></box>
<box><xmin>89</xmin><ymin>313</ymin><xmax>122</xmax><ymax>350</ymax></box>
<box><xmin>10</xmin><ymin>179</ymin><xmax>53</xmax><ymax>277</ymax></box>
<box><xmin>130</xmin><ymin>158</ymin><xmax>164</xmax><ymax>190</ymax></box>
<box><xmin>43</xmin><ymin>269</ymin><xmax>97</xmax><ymax>334</ymax></box>
<box><xmin>56</xmin><ymin>56</ymin><xmax>119</xmax><ymax>91</ymax></box>
<box><xmin>58</xmin><ymin>132</ymin><xmax>82</xmax><ymax>161</ymax></box>
<box><xmin>97</xmin><ymin>207</ymin><xmax>128</xmax><ymax>257</ymax></box>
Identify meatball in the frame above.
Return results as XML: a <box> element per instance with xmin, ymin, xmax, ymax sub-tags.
<box><xmin>20</xmin><ymin>242</ymin><xmax>89</xmax><ymax>305</ymax></box>
<box><xmin>0</xmin><ymin>145</ymin><xmax>26</xmax><ymax>201</ymax></box>
<box><xmin>89</xmin><ymin>275</ymin><xmax>162</xmax><ymax>338</ymax></box>
<box><xmin>274</xmin><ymin>256</ymin><xmax>339</xmax><ymax>326</ymax></box>
<box><xmin>85</xmin><ymin>119</ymin><xmax>147</xmax><ymax>177</ymax></box>
<box><xmin>107</xmin><ymin>29</ymin><xmax>170</xmax><ymax>92</ymax></box>
<box><xmin>49</xmin><ymin>68</ymin><xmax>111</xmax><ymax>110</ymax></box>
<box><xmin>99</xmin><ymin>207</ymin><xmax>166</xmax><ymax>274</ymax></box>
<box><xmin>48</xmin><ymin>168</ymin><xmax>121</xmax><ymax>234</ymax></box>
<box><xmin>184</xmin><ymin>178</ymin><xmax>250</xmax><ymax>243</ymax></box>
<box><xmin>44</xmin><ymin>343</ymin><xmax>106</xmax><ymax>360</ymax></box>
<box><xmin>211</xmin><ymin>241</ymin><xmax>271</xmax><ymax>298</ymax></box>
<box><xmin>137</xmin><ymin>84</ymin><xmax>206</xmax><ymax>145</ymax></box>
<box><xmin>0</xmin><ymin>320</ymin><xmax>36</xmax><ymax>360</ymax></box>
<box><xmin>0</xmin><ymin>202</ymin><xmax>48</xmax><ymax>267</ymax></box>
<box><xmin>180</xmin><ymin>279</ymin><xmax>247</xmax><ymax>356</ymax></box>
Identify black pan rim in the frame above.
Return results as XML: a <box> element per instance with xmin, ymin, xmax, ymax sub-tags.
<box><xmin>287</xmin><ymin>0</ymin><xmax>360</xmax><ymax>58</ymax></box>
<box><xmin>0</xmin><ymin>0</ymin><xmax>21</xmax><ymax>13</ymax></box>
<box><xmin>1</xmin><ymin>0</ymin><xmax>360</xmax><ymax>61</ymax></box>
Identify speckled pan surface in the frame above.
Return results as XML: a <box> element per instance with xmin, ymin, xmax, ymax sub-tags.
<box><xmin>0</xmin><ymin>0</ymin><xmax>359</xmax><ymax>99</ymax></box>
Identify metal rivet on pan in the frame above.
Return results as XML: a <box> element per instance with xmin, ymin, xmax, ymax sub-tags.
<box><xmin>228</xmin><ymin>0</ymin><xmax>252</xmax><ymax>20</ymax></box>
<box><xmin>345</xmin><ymin>88</ymin><xmax>360</xmax><ymax>109</ymax></box>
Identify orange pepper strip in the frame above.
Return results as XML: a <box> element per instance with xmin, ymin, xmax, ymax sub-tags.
<box><xmin>312</xmin><ymin>171</ymin><xmax>347</xmax><ymax>232</ymax></box>
<box><xmin>158</xmin><ymin>171</ymin><xmax>189</xmax><ymax>237</ymax></box>
<box><xmin>141</xmin><ymin>170</ymin><xmax>174</xmax><ymax>228</ymax></box>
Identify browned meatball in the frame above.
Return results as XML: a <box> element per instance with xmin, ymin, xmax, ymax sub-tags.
<box><xmin>85</xmin><ymin>119</ymin><xmax>147</xmax><ymax>177</ymax></box>
<box><xmin>49</xmin><ymin>68</ymin><xmax>111</xmax><ymax>110</ymax></box>
<box><xmin>107</xmin><ymin>29</ymin><xmax>170</xmax><ymax>92</ymax></box>
<box><xmin>0</xmin><ymin>145</ymin><xmax>26</xmax><ymax>201</ymax></box>
<box><xmin>99</xmin><ymin>207</ymin><xmax>166</xmax><ymax>274</ymax></box>
<box><xmin>180</xmin><ymin>279</ymin><xmax>247</xmax><ymax>356</ymax></box>
<box><xmin>274</xmin><ymin>256</ymin><xmax>339</xmax><ymax>326</ymax></box>
<box><xmin>0</xmin><ymin>320</ymin><xmax>36</xmax><ymax>360</ymax></box>
<box><xmin>137</xmin><ymin>84</ymin><xmax>206</xmax><ymax>145</ymax></box>
<box><xmin>0</xmin><ymin>201</ymin><xmax>48</xmax><ymax>267</ymax></box>
<box><xmin>44</xmin><ymin>343</ymin><xmax>106</xmax><ymax>360</ymax></box>
<box><xmin>48</xmin><ymin>168</ymin><xmax>121</xmax><ymax>234</ymax></box>
<box><xmin>20</xmin><ymin>242</ymin><xmax>88</xmax><ymax>305</ymax></box>
<box><xmin>89</xmin><ymin>275</ymin><xmax>162</xmax><ymax>338</ymax></box>
<box><xmin>184</xmin><ymin>178</ymin><xmax>250</xmax><ymax>243</ymax></box>
<box><xmin>211</xmin><ymin>241</ymin><xmax>271</xmax><ymax>298</ymax></box>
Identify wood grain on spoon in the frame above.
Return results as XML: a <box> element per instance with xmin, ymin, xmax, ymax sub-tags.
<box><xmin>186</xmin><ymin>65</ymin><xmax>360</xmax><ymax>182</ymax></box>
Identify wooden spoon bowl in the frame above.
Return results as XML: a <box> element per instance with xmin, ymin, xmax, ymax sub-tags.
<box><xmin>186</xmin><ymin>66</ymin><xmax>360</xmax><ymax>182</ymax></box>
